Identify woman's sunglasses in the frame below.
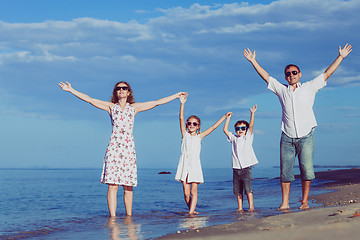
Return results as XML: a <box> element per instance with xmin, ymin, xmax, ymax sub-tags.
<box><xmin>115</xmin><ymin>86</ymin><xmax>129</xmax><ymax>91</ymax></box>
<box><xmin>285</xmin><ymin>70</ymin><xmax>298</xmax><ymax>77</ymax></box>
<box><xmin>186</xmin><ymin>122</ymin><xmax>199</xmax><ymax>127</ymax></box>
<box><xmin>235</xmin><ymin>126</ymin><xmax>247</xmax><ymax>131</ymax></box>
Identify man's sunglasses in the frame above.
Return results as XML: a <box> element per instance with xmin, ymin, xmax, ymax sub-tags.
<box><xmin>285</xmin><ymin>70</ymin><xmax>298</xmax><ymax>77</ymax></box>
<box><xmin>115</xmin><ymin>86</ymin><xmax>129</xmax><ymax>91</ymax></box>
<box><xmin>235</xmin><ymin>126</ymin><xmax>247</xmax><ymax>131</ymax></box>
<box><xmin>187</xmin><ymin>122</ymin><xmax>199</xmax><ymax>127</ymax></box>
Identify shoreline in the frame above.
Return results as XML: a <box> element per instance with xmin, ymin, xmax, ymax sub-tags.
<box><xmin>158</xmin><ymin>168</ymin><xmax>360</xmax><ymax>239</ymax></box>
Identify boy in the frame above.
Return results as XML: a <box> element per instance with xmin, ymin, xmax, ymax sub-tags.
<box><xmin>223</xmin><ymin>105</ymin><xmax>258</xmax><ymax>211</ymax></box>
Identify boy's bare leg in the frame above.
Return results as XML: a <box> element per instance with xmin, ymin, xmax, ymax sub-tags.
<box><xmin>237</xmin><ymin>194</ymin><xmax>243</xmax><ymax>211</ymax></box>
<box><xmin>278</xmin><ymin>182</ymin><xmax>291</xmax><ymax>210</ymax></box>
<box><xmin>247</xmin><ymin>192</ymin><xmax>254</xmax><ymax>211</ymax></box>
<box><xmin>299</xmin><ymin>180</ymin><xmax>311</xmax><ymax>210</ymax></box>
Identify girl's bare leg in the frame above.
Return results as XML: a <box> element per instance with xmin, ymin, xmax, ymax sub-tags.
<box><xmin>182</xmin><ymin>181</ymin><xmax>191</xmax><ymax>209</ymax></box>
<box><xmin>107</xmin><ymin>184</ymin><xmax>119</xmax><ymax>217</ymax></box>
<box><xmin>123</xmin><ymin>185</ymin><xmax>133</xmax><ymax>216</ymax></box>
<box><xmin>189</xmin><ymin>183</ymin><xmax>198</xmax><ymax>215</ymax></box>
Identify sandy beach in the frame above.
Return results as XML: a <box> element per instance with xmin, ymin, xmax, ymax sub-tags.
<box><xmin>158</xmin><ymin>168</ymin><xmax>360</xmax><ymax>240</ymax></box>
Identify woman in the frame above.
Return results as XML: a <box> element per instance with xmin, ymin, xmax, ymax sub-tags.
<box><xmin>59</xmin><ymin>81</ymin><xmax>185</xmax><ymax>216</ymax></box>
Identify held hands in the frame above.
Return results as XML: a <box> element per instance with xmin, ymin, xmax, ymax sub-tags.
<box><xmin>179</xmin><ymin>92</ymin><xmax>188</xmax><ymax>103</ymax></box>
<box><xmin>339</xmin><ymin>44</ymin><xmax>352</xmax><ymax>59</ymax></box>
<box><xmin>243</xmin><ymin>48</ymin><xmax>256</xmax><ymax>62</ymax></box>
<box><xmin>225</xmin><ymin>112</ymin><xmax>233</xmax><ymax>118</ymax></box>
<box><xmin>250</xmin><ymin>104</ymin><xmax>257</xmax><ymax>113</ymax></box>
<box><xmin>59</xmin><ymin>81</ymin><xmax>73</xmax><ymax>92</ymax></box>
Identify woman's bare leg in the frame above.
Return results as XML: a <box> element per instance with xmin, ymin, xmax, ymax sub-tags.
<box><xmin>123</xmin><ymin>185</ymin><xmax>133</xmax><ymax>216</ymax></box>
<box><xmin>107</xmin><ymin>184</ymin><xmax>119</xmax><ymax>217</ymax></box>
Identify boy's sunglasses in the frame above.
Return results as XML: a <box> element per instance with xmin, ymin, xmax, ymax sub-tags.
<box><xmin>187</xmin><ymin>122</ymin><xmax>199</xmax><ymax>127</ymax></box>
<box><xmin>115</xmin><ymin>86</ymin><xmax>129</xmax><ymax>91</ymax></box>
<box><xmin>235</xmin><ymin>126</ymin><xmax>247</xmax><ymax>131</ymax></box>
<box><xmin>285</xmin><ymin>70</ymin><xmax>298</xmax><ymax>77</ymax></box>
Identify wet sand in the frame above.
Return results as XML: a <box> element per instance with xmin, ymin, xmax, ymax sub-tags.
<box><xmin>158</xmin><ymin>168</ymin><xmax>360</xmax><ymax>240</ymax></box>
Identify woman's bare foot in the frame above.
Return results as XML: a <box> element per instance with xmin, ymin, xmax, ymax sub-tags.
<box><xmin>188</xmin><ymin>211</ymin><xmax>199</xmax><ymax>215</ymax></box>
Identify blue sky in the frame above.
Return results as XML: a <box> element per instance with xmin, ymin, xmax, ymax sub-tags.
<box><xmin>0</xmin><ymin>0</ymin><xmax>359</xmax><ymax>169</ymax></box>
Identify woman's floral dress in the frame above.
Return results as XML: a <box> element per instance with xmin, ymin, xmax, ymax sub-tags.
<box><xmin>101</xmin><ymin>103</ymin><xmax>137</xmax><ymax>186</ymax></box>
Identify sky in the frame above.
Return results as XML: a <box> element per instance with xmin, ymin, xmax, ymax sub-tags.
<box><xmin>0</xmin><ymin>0</ymin><xmax>359</xmax><ymax>170</ymax></box>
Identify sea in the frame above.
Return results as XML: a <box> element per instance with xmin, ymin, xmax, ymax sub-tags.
<box><xmin>0</xmin><ymin>166</ymin><xmax>340</xmax><ymax>240</ymax></box>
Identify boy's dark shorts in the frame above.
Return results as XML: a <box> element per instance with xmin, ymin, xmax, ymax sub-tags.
<box><xmin>233</xmin><ymin>167</ymin><xmax>252</xmax><ymax>195</ymax></box>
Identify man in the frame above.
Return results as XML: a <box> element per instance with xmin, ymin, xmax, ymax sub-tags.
<box><xmin>243</xmin><ymin>44</ymin><xmax>352</xmax><ymax>210</ymax></box>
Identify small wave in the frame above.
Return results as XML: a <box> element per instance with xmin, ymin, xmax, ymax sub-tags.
<box><xmin>1</xmin><ymin>226</ymin><xmax>63</xmax><ymax>240</ymax></box>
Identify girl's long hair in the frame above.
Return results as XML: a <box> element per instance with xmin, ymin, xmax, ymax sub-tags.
<box><xmin>110</xmin><ymin>81</ymin><xmax>135</xmax><ymax>104</ymax></box>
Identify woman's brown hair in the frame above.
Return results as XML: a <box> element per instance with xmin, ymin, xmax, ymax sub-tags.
<box><xmin>110</xmin><ymin>81</ymin><xmax>135</xmax><ymax>104</ymax></box>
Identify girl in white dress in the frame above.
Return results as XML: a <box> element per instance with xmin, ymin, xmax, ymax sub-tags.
<box><xmin>176</xmin><ymin>93</ymin><xmax>230</xmax><ymax>215</ymax></box>
<box><xmin>59</xmin><ymin>81</ymin><xmax>186</xmax><ymax>217</ymax></box>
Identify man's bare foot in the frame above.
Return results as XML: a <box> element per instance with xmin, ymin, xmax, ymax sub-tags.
<box><xmin>277</xmin><ymin>204</ymin><xmax>290</xmax><ymax>211</ymax></box>
<box><xmin>237</xmin><ymin>209</ymin><xmax>244</xmax><ymax>213</ymax></box>
<box><xmin>248</xmin><ymin>208</ymin><xmax>255</xmax><ymax>212</ymax></box>
<box><xmin>299</xmin><ymin>202</ymin><xmax>310</xmax><ymax>210</ymax></box>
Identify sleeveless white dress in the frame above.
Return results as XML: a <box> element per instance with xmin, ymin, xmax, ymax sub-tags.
<box><xmin>101</xmin><ymin>103</ymin><xmax>137</xmax><ymax>186</ymax></box>
<box><xmin>175</xmin><ymin>132</ymin><xmax>204</xmax><ymax>184</ymax></box>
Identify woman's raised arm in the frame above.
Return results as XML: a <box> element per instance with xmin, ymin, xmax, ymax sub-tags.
<box><xmin>59</xmin><ymin>81</ymin><xmax>113</xmax><ymax>113</ymax></box>
<box><xmin>132</xmin><ymin>92</ymin><xmax>187</xmax><ymax>114</ymax></box>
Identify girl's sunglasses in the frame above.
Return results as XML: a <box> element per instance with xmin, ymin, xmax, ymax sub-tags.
<box><xmin>115</xmin><ymin>86</ymin><xmax>129</xmax><ymax>91</ymax></box>
<box><xmin>187</xmin><ymin>122</ymin><xmax>199</xmax><ymax>127</ymax></box>
<box><xmin>285</xmin><ymin>70</ymin><xmax>298</xmax><ymax>77</ymax></box>
<box><xmin>235</xmin><ymin>126</ymin><xmax>247</xmax><ymax>131</ymax></box>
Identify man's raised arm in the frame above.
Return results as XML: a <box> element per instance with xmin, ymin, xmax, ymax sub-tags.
<box><xmin>324</xmin><ymin>44</ymin><xmax>352</xmax><ymax>82</ymax></box>
<box><xmin>243</xmin><ymin>48</ymin><xmax>270</xmax><ymax>83</ymax></box>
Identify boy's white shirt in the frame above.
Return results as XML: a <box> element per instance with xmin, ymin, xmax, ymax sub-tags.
<box><xmin>227</xmin><ymin>130</ymin><xmax>258</xmax><ymax>169</ymax></box>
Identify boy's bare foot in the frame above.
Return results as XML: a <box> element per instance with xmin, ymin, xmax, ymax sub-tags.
<box><xmin>237</xmin><ymin>209</ymin><xmax>244</xmax><ymax>213</ymax></box>
<box><xmin>248</xmin><ymin>208</ymin><xmax>255</xmax><ymax>212</ymax></box>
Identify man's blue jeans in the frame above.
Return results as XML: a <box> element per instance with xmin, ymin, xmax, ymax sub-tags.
<box><xmin>280</xmin><ymin>129</ymin><xmax>315</xmax><ymax>182</ymax></box>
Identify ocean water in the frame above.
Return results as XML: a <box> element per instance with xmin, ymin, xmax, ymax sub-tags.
<box><xmin>0</xmin><ymin>167</ymin><xmax>333</xmax><ymax>240</ymax></box>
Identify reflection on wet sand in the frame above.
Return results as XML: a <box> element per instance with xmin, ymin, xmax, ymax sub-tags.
<box><xmin>179</xmin><ymin>215</ymin><xmax>208</xmax><ymax>230</ymax></box>
<box><xmin>107</xmin><ymin>216</ymin><xmax>141</xmax><ymax>240</ymax></box>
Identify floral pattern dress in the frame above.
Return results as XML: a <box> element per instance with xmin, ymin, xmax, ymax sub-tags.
<box><xmin>101</xmin><ymin>103</ymin><xmax>137</xmax><ymax>186</ymax></box>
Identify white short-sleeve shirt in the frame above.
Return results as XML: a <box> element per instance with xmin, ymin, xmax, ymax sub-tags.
<box><xmin>227</xmin><ymin>130</ymin><xmax>258</xmax><ymax>169</ymax></box>
<box><xmin>267</xmin><ymin>74</ymin><xmax>326</xmax><ymax>138</ymax></box>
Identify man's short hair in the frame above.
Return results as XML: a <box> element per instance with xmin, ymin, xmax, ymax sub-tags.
<box><xmin>284</xmin><ymin>64</ymin><xmax>301</xmax><ymax>74</ymax></box>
